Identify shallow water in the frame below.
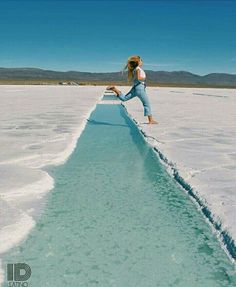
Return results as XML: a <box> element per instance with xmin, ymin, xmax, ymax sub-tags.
<box><xmin>2</xmin><ymin>103</ymin><xmax>236</xmax><ymax>286</ymax></box>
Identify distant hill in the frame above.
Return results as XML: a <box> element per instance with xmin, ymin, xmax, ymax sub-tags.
<box><xmin>0</xmin><ymin>67</ymin><xmax>236</xmax><ymax>87</ymax></box>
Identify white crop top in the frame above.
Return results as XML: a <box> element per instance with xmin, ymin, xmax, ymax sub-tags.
<box><xmin>134</xmin><ymin>66</ymin><xmax>146</xmax><ymax>79</ymax></box>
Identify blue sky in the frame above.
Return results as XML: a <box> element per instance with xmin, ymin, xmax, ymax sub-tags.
<box><xmin>0</xmin><ymin>0</ymin><xmax>235</xmax><ymax>75</ymax></box>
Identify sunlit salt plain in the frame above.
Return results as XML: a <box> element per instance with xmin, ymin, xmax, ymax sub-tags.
<box><xmin>0</xmin><ymin>85</ymin><xmax>235</xmax><ymax>284</ymax></box>
<box><xmin>122</xmin><ymin>86</ymin><xmax>236</xmax><ymax>250</ymax></box>
<box><xmin>0</xmin><ymin>85</ymin><xmax>104</xmax><ymax>283</ymax></box>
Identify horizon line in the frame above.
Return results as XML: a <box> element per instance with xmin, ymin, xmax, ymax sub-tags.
<box><xmin>0</xmin><ymin>66</ymin><xmax>236</xmax><ymax>77</ymax></box>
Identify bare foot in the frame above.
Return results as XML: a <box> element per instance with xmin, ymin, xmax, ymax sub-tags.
<box><xmin>147</xmin><ymin>115</ymin><xmax>158</xmax><ymax>124</ymax></box>
<box><xmin>148</xmin><ymin>120</ymin><xmax>158</xmax><ymax>124</ymax></box>
<box><xmin>106</xmin><ymin>86</ymin><xmax>115</xmax><ymax>90</ymax></box>
<box><xmin>106</xmin><ymin>86</ymin><xmax>121</xmax><ymax>96</ymax></box>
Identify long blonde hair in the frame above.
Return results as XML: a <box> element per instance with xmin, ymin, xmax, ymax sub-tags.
<box><xmin>122</xmin><ymin>55</ymin><xmax>141</xmax><ymax>82</ymax></box>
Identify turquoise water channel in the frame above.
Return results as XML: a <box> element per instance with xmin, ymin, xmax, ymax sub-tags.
<box><xmin>2</xmin><ymin>103</ymin><xmax>236</xmax><ymax>286</ymax></box>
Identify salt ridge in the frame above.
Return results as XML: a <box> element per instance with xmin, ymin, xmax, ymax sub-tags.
<box><xmin>0</xmin><ymin>86</ymin><xmax>105</xmax><ymax>285</ymax></box>
<box><xmin>120</xmin><ymin>86</ymin><xmax>236</xmax><ymax>265</ymax></box>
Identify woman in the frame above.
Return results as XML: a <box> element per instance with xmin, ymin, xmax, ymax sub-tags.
<box><xmin>106</xmin><ymin>55</ymin><xmax>158</xmax><ymax>124</ymax></box>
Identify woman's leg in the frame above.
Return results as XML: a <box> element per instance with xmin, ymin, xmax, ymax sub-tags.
<box><xmin>136</xmin><ymin>86</ymin><xmax>158</xmax><ymax>124</ymax></box>
<box><xmin>106</xmin><ymin>85</ymin><xmax>157</xmax><ymax>123</ymax></box>
<box><xmin>106</xmin><ymin>86</ymin><xmax>137</xmax><ymax>101</ymax></box>
<box><xmin>136</xmin><ymin>86</ymin><xmax>152</xmax><ymax>116</ymax></box>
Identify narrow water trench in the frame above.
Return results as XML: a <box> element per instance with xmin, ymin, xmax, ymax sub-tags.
<box><xmin>2</xmin><ymin>103</ymin><xmax>236</xmax><ymax>286</ymax></box>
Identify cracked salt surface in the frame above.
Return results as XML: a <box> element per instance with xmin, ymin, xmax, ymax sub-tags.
<box><xmin>121</xmin><ymin>86</ymin><xmax>236</xmax><ymax>259</ymax></box>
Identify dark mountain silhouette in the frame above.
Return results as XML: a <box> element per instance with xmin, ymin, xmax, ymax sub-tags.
<box><xmin>0</xmin><ymin>67</ymin><xmax>236</xmax><ymax>87</ymax></box>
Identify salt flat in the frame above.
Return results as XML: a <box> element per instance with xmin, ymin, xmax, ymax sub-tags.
<box><xmin>0</xmin><ymin>85</ymin><xmax>235</xmax><ymax>281</ymax></box>
<box><xmin>0</xmin><ymin>85</ymin><xmax>104</xmax><ymax>283</ymax></box>
<box><xmin>121</xmin><ymin>86</ymin><xmax>236</xmax><ymax>252</ymax></box>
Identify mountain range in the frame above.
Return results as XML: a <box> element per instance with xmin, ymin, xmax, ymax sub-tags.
<box><xmin>0</xmin><ymin>67</ymin><xmax>236</xmax><ymax>87</ymax></box>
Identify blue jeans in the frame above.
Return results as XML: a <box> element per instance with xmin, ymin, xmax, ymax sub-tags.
<box><xmin>118</xmin><ymin>83</ymin><xmax>152</xmax><ymax>116</ymax></box>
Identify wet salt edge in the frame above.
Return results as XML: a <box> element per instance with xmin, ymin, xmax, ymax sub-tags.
<box><xmin>121</xmin><ymin>86</ymin><xmax>236</xmax><ymax>265</ymax></box>
<box><xmin>0</xmin><ymin>86</ymin><xmax>105</xmax><ymax>284</ymax></box>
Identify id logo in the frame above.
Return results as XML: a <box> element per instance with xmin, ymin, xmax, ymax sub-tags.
<box><xmin>7</xmin><ymin>263</ymin><xmax>31</xmax><ymax>287</ymax></box>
